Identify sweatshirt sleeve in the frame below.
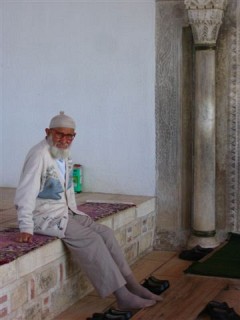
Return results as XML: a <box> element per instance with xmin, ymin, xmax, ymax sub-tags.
<box><xmin>14</xmin><ymin>150</ymin><xmax>43</xmax><ymax>234</ymax></box>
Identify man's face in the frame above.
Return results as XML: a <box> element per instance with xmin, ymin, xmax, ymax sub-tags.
<box><xmin>45</xmin><ymin>127</ymin><xmax>76</xmax><ymax>149</ymax></box>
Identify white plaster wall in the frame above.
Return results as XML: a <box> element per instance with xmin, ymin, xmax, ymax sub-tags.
<box><xmin>0</xmin><ymin>0</ymin><xmax>155</xmax><ymax>196</ymax></box>
<box><xmin>0</xmin><ymin>4</ymin><xmax>3</xmax><ymax>187</ymax></box>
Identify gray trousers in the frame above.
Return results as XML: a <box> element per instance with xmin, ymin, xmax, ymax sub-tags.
<box><xmin>62</xmin><ymin>212</ymin><xmax>132</xmax><ymax>298</ymax></box>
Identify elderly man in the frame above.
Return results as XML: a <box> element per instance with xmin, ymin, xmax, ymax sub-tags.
<box><xmin>15</xmin><ymin>112</ymin><xmax>162</xmax><ymax>310</ymax></box>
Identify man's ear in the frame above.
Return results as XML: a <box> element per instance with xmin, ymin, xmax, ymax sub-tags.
<box><xmin>45</xmin><ymin>128</ymin><xmax>50</xmax><ymax>136</ymax></box>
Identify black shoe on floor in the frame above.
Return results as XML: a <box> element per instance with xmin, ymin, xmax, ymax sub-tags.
<box><xmin>179</xmin><ymin>245</ymin><xmax>214</xmax><ymax>261</ymax></box>
<box><xmin>199</xmin><ymin>300</ymin><xmax>240</xmax><ymax>320</ymax></box>
<box><xmin>106</xmin><ymin>309</ymin><xmax>132</xmax><ymax>320</ymax></box>
<box><xmin>89</xmin><ymin>313</ymin><xmax>126</xmax><ymax>320</ymax></box>
<box><xmin>141</xmin><ymin>277</ymin><xmax>170</xmax><ymax>295</ymax></box>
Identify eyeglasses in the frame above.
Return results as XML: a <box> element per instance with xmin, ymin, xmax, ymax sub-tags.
<box><xmin>51</xmin><ymin>129</ymin><xmax>76</xmax><ymax>141</ymax></box>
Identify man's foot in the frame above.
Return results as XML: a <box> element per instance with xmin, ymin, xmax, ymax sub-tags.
<box><xmin>125</xmin><ymin>275</ymin><xmax>163</xmax><ymax>302</ymax></box>
<box><xmin>127</xmin><ymin>282</ymin><xmax>163</xmax><ymax>302</ymax></box>
<box><xmin>114</xmin><ymin>286</ymin><xmax>156</xmax><ymax>310</ymax></box>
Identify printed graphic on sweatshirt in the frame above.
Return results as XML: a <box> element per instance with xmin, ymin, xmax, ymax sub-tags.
<box><xmin>38</xmin><ymin>178</ymin><xmax>64</xmax><ymax>200</ymax></box>
<box><xmin>34</xmin><ymin>215</ymin><xmax>68</xmax><ymax>232</ymax></box>
<box><xmin>38</xmin><ymin>165</ymin><xmax>63</xmax><ymax>200</ymax></box>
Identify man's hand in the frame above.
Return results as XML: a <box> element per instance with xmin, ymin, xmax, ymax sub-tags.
<box><xmin>17</xmin><ymin>232</ymin><xmax>33</xmax><ymax>243</ymax></box>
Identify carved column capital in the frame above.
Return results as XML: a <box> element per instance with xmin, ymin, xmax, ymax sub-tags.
<box><xmin>184</xmin><ymin>0</ymin><xmax>228</xmax><ymax>47</ymax></box>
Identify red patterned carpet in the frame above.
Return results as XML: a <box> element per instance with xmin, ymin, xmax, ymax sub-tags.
<box><xmin>0</xmin><ymin>228</ymin><xmax>56</xmax><ymax>265</ymax></box>
<box><xmin>77</xmin><ymin>201</ymin><xmax>135</xmax><ymax>220</ymax></box>
<box><xmin>0</xmin><ymin>202</ymin><xmax>135</xmax><ymax>265</ymax></box>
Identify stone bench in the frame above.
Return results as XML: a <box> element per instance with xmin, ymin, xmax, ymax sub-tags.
<box><xmin>0</xmin><ymin>189</ymin><xmax>156</xmax><ymax>320</ymax></box>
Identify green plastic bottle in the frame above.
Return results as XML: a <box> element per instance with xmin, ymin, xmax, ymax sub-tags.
<box><xmin>73</xmin><ymin>164</ymin><xmax>82</xmax><ymax>193</ymax></box>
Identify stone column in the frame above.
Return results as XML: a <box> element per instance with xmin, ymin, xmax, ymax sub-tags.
<box><xmin>184</xmin><ymin>0</ymin><xmax>228</xmax><ymax>248</ymax></box>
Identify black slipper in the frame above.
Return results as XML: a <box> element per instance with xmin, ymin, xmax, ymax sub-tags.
<box><xmin>106</xmin><ymin>309</ymin><xmax>132</xmax><ymax>319</ymax></box>
<box><xmin>146</xmin><ymin>277</ymin><xmax>170</xmax><ymax>289</ymax></box>
<box><xmin>148</xmin><ymin>275</ymin><xmax>169</xmax><ymax>285</ymax></box>
<box><xmin>179</xmin><ymin>245</ymin><xmax>213</xmax><ymax>261</ymax></box>
<box><xmin>206</xmin><ymin>300</ymin><xmax>229</xmax><ymax>310</ymax></box>
<box><xmin>142</xmin><ymin>277</ymin><xmax>170</xmax><ymax>295</ymax></box>
<box><xmin>89</xmin><ymin>313</ymin><xmax>126</xmax><ymax>320</ymax></box>
<box><xmin>104</xmin><ymin>314</ymin><xmax>126</xmax><ymax>320</ymax></box>
<box><xmin>200</xmin><ymin>301</ymin><xmax>240</xmax><ymax>320</ymax></box>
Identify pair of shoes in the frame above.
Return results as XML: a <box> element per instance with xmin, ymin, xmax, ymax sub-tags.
<box><xmin>106</xmin><ymin>309</ymin><xmax>132</xmax><ymax>320</ymax></box>
<box><xmin>201</xmin><ymin>300</ymin><xmax>240</xmax><ymax>320</ymax></box>
<box><xmin>179</xmin><ymin>245</ymin><xmax>214</xmax><ymax>261</ymax></box>
<box><xmin>87</xmin><ymin>309</ymin><xmax>132</xmax><ymax>320</ymax></box>
<box><xmin>141</xmin><ymin>276</ymin><xmax>169</xmax><ymax>295</ymax></box>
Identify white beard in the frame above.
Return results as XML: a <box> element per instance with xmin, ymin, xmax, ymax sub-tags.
<box><xmin>47</xmin><ymin>135</ymin><xmax>70</xmax><ymax>160</ymax></box>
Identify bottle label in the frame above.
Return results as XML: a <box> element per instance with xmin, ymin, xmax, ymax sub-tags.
<box><xmin>73</xmin><ymin>165</ymin><xmax>82</xmax><ymax>193</ymax></box>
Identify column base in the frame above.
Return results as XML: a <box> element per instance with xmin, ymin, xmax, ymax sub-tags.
<box><xmin>187</xmin><ymin>234</ymin><xmax>219</xmax><ymax>249</ymax></box>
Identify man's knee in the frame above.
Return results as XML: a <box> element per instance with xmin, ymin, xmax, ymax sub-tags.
<box><xmin>101</xmin><ymin>224</ymin><xmax>115</xmax><ymax>236</ymax></box>
<box><xmin>100</xmin><ymin>225</ymin><xmax>118</xmax><ymax>245</ymax></box>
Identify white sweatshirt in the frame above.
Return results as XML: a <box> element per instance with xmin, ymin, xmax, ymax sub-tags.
<box><xmin>14</xmin><ymin>139</ymin><xmax>85</xmax><ymax>238</ymax></box>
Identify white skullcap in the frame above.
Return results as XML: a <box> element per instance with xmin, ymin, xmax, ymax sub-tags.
<box><xmin>49</xmin><ymin>111</ymin><xmax>76</xmax><ymax>129</ymax></box>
